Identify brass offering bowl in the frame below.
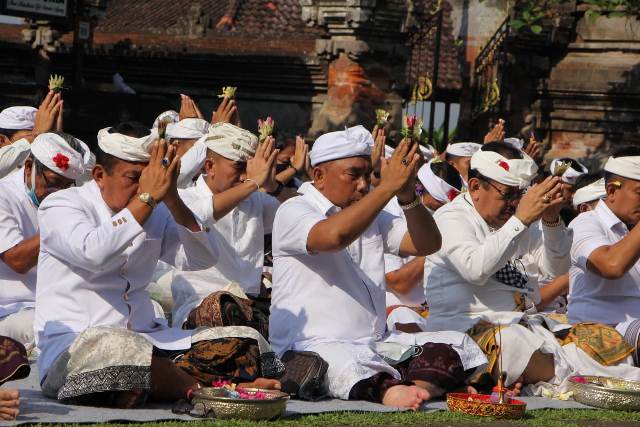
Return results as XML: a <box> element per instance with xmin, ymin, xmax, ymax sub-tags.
<box><xmin>447</xmin><ymin>392</ymin><xmax>527</xmax><ymax>419</ymax></box>
<box><xmin>190</xmin><ymin>387</ymin><xmax>289</xmax><ymax>420</ymax></box>
<box><xmin>568</xmin><ymin>375</ymin><xmax>640</xmax><ymax>411</ymax></box>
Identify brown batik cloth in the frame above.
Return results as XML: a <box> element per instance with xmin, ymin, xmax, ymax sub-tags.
<box><xmin>349</xmin><ymin>342</ymin><xmax>468</xmax><ymax>403</ymax></box>
<box><xmin>184</xmin><ymin>291</ymin><xmax>269</xmax><ymax>339</ymax></box>
<box><xmin>0</xmin><ymin>336</ymin><xmax>30</xmax><ymax>385</ymax></box>
<box><xmin>557</xmin><ymin>322</ymin><xmax>633</xmax><ymax>366</ymax></box>
<box><xmin>174</xmin><ymin>337</ymin><xmax>262</xmax><ymax>384</ymax></box>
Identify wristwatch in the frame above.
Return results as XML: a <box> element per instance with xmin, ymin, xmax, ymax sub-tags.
<box><xmin>138</xmin><ymin>192</ymin><xmax>157</xmax><ymax>209</ymax></box>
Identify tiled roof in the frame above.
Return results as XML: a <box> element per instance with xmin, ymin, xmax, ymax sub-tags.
<box><xmin>95</xmin><ymin>0</ymin><xmax>325</xmax><ymax>38</ymax></box>
<box><xmin>406</xmin><ymin>0</ymin><xmax>462</xmax><ymax>92</ymax></box>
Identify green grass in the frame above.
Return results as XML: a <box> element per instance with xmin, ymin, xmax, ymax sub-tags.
<box><xmin>31</xmin><ymin>409</ymin><xmax>640</xmax><ymax>427</ymax></box>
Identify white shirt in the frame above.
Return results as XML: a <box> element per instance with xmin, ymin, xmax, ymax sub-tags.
<box><xmin>382</xmin><ymin>198</ymin><xmax>425</xmax><ymax>306</ymax></box>
<box><xmin>568</xmin><ymin>200</ymin><xmax>640</xmax><ymax>324</ymax></box>
<box><xmin>34</xmin><ymin>180</ymin><xmax>219</xmax><ymax>379</ymax></box>
<box><xmin>424</xmin><ymin>193</ymin><xmax>572</xmax><ymax>332</ymax></box>
<box><xmin>0</xmin><ymin>169</ymin><xmax>38</xmax><ymax>318</ymax></box>
<box><xmin>172</xmin><ymin>176</ymin><xmax>279</xmax><ymax>325</ymax></box>
<box><xmin>0</xmin><ymin>139</ymin><xmax>30</xmax><ymax>179</ymax></box>
<box><xmin>269</xmin><ymin>182</ymin><xmax>407</xmax><ymax>355</ymax></box>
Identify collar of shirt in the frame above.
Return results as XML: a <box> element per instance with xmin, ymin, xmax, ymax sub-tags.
<box><xmin>297</xmin><ymin>181</ymin><xmax>341</xmax><ymax>216</ymax></box>
<box><xmin>594</xmin><ymin>199</ymin><xmax>628</xmax><ymax>234</ymax></box>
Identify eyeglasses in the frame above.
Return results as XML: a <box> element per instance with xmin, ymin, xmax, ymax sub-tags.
<box><xmin>39</xmin><ymin>167</ymin><xmax>75</xmax><ymax>191</ymax></box>
<box><xmin>480</xmin><ymin>177</ymin><xmax>523</xmax><ymax>202</ymax></box>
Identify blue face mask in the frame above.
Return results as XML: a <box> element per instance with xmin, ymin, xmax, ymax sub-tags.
<box><xmin>26</xmin><ymin>163</ymin><xmax>40</xmax><ymax>207</ymax></box>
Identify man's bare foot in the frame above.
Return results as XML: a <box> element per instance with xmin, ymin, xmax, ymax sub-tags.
<box><xmin>0</xmin><ymin>389</ymin><xmax>20</xmax><ymax>420</ymax></box>
<box><xmin>238</xmin><ymin>378</ymin><xmax>281</xmax><ymax>390</ymax></box>
<box><xmin>381</xmin><ymin>385</ymin><xmax>430</xmax><ymax>410</ymax></box>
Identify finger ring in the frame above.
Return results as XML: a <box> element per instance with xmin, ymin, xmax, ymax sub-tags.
<box><xmin>401</xmin><ymin>158</ymin><xmax>409</xmax><ymax>166</ymax></box>
<box><xmin>543</xmin><ymin>195</ymin><xmax>551</xmax><ymax>204</ymax></box>
<box><xmin>161</xmin><ymin>157</ymin><xmax>170</xmax><ymax>168</ymax></box>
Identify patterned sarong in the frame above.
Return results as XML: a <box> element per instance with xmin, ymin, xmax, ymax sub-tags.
<box><xmin>42</xmin><ymin>325</ymin><xmax>284</xmax><ymax>406</ymax></box>
<box><xmin>0</xmin><ymin>335</ymin><xmax>30</xmax><ymax>385</ymax></box>
<box><xmin>558</xmin><ymin>322</ymin><xmax>633</xmax><ymax>366</ymax></box>
<box><xmin>185</xmin><ymin>291</ymin><xmax>269</xmax><ymax>339</ymax></box>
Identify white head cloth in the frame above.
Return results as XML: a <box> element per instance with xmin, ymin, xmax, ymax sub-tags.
<box><xmin>166</xmin><ymin>118</ymin><xmax>210</xmax><ymax>140</ymax></box>
<box><xmin>202</xmin><ymin>122</ymin><xmax>258</xmax><ymax>162</ymax></box>
<box><xmin>604</xmin><ymin>155</ymin><xmax>640</xmax><ymax>181</ymax></box>
<box><xmin>0</xmin><ymin>106</ymin><xmax>37</xmax><ymax>130</ymax></box>
<box><xmin>446</xmin><ymin>142</ymin><xmax>482</xmax><ymax>157</ymax></box>
<box><xmin>30</xmin><ymin>133</ymin><xmax>86</xmax><ymax>180</ymax></box>
<box><xmin>550</xmin><ymin>158</ymin><xmax>588</xmax><ymax>185</ymax></box>
<box><xmin>503</xmin><ymin>137</ymin><xmax>524</xmax><ymax>150</ymax></box>
<box><xmin>152</xmin><ymin>110</ymin><xmax>179</xmax><ymax>129</ymax></box>
<box><xmin>97</xmin><ymin>127</ymin><xmax>156</xmax><ymax>162</ymax></box>
<box><xmin>573</xmin><ymin>178</ymin><xmax>606</xmax><ymax>208</ymax></box>
<box><xmin>420</xmin><ymin>144</ymin><xmax>436</xmax><ymax>162</ymax></box>
<box><xmin>470</xmin><ymin>150</ymin><xmax>538</xmax><ymax>189</ymax></box>
<box><xmin>417</xmin><ymin>160</ymin><xmax>461</xmax><ymax>204</ymax></box>
<box><xmin>310</xmin><ymin>125</ymin><xmax>372</xmax><ymax>167</ymax></box>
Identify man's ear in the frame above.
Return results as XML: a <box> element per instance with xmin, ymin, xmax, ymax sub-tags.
<box><xmin>93</xmin><ymin>164</ymin><xmax>106</xmax><ymax>190</ymax></box>
<box><xmin>606</xmin><ymin>180</ymin><xmax>621</xmax><ymax>198</ymax></box>
<box><xmin>203</xmin><ymin>158</ymin><xmax>215</xmax><ymax>177</ymax></box>
<box><xmin>312</xmin><ymin>166</ymin><xmax>324</xmax><ymax>190</ymax></box>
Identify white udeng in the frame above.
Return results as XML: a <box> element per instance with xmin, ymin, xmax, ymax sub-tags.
<box><xmin>34</xmin><ymin>180</ymin><xmax>220</xmax><ymax>381</ymax></box>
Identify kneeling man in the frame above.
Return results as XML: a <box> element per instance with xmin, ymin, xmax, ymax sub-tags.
<box><xmin>269</xmin><ymin>126</ymin><xmax>486</xmax><ymax>408</ymax></box>
<box><xmin>35</xmin><ymin>123</ymin><xmax>281</xmax><ymax>407</ymax></box>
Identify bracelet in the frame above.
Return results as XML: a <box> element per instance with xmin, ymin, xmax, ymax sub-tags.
<box><xmin>542</xmin><ymin>216</ymin><xmax>562</xmax><ymax>228</ymax></box>
<box><xmin>399</xmin><ymin>196</ymin><xmax>421</xmax><ymax>211</ymax></box>
<box><xmin>244</xmin><ymin>179</ymin><xmax>260</xmax><ymax>191</ymax></box>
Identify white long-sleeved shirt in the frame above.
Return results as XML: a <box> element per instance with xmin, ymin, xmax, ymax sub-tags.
<box><xmin>34</xmin><ymin>180</ymin><xmax>219</xmax><ymax>379</ymax></box>
<box><xmin>172</xmin><ymin>175</ymin><xmax>279</xmax><ymax>326</ymax></box>
<box><xmin>424</xmin><ymin>193</ymin><xmax>572</xmax><ymax>332</ymax></box>
<box><xmin>0</xmin><ymin>139</ymin><xmax>30</xmax><ymax>179</ymax></box>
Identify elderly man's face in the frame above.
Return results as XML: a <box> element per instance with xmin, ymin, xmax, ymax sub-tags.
<box><xmin>469</xmin><ymin>177</ymin><xmax>523</xmax><ymax>228</ymax></box>
<box><xmin>23</xmin><ymin>158</ymin><xmax>75</xmax><ymax>202</ymax></box>
<box><xmin>203</xmin><ymin>153</ymin><xmax>247</xmax><ymax>194</ymax></box>
<box><xmin>313</xmin><ymin>156</ymin><xmax>371</xmax><ymax>209</ymax></box>
<box><xmin>93</xmin><ymin>159</ymin><xmax>146</xmax><ymax>213</ymax></box>
<box><xmin>606</xmin><ymin>177</ymin><xmax>640</xmax><ymax>227</ymax></box>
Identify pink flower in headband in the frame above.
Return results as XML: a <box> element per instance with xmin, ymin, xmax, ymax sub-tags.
<box><xmin>498</xmin><ymin>160</ymin><xmax>510</xmax><ymax>172</ymax></box>
<box><xmin>447</xmin><ymin>189</ymin><xmax>460</xmax><ymax>201</ymax></box>
<box><xmin>52</xmin><ymin>153</ymin><xmax>69</xmax><ymax>171</ymax></box>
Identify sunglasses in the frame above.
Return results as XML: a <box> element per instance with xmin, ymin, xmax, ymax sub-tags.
<box><xmin>480</xmin><ymin>177</ymin><xmax>523</xmax><ymax>202</ymax></box>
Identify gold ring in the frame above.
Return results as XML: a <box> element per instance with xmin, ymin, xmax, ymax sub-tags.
<box><xmin>543</xmin><ymin>195</ymin><xmax>551</xmax><ymax>204</ymax></box>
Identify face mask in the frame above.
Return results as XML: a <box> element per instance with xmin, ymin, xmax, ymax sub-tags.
<box><xmin>26</xmin><ymin>162</ymin><xmax>40</xmax><ymax>207</ymax></box>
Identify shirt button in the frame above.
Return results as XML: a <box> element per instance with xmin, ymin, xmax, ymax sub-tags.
<box><xmin>123</xmin><ymin>292</ymin><xmax>129</xmax><ymax>301</ymax></box>
<box><xmin>121</xmin><ymin>267</ymin><xmax>127</xmax><ymax>275</ymax></box>
<box><xmin>514</xmin><ymin>226</ymin><xmax>520</xmax><ymax>232</ymax></box>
